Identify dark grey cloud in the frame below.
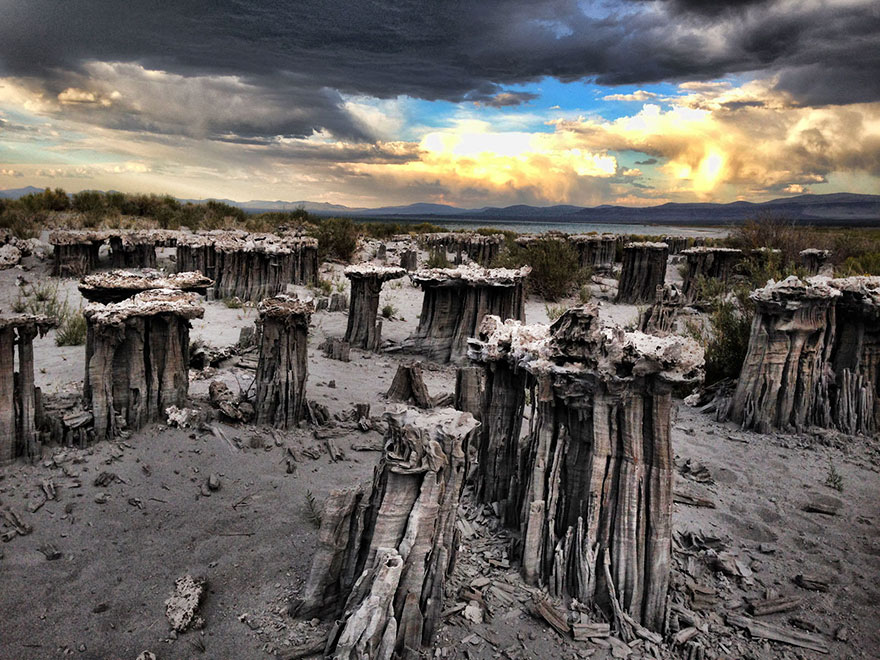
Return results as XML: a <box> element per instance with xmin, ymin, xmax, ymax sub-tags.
<box><xmin>635</xmin><ymin>158</ymin><xmax>658</xmax><ymax>165</ymax></box>
<box><xmin>478</xmin><ymin>92</ymin><xmax>540</xmax><ymax>108</ymax></box>
<box><xmin>0</xmin><ymin>0</ymin><xmax>877</xmax><ymax>142</ymax></box>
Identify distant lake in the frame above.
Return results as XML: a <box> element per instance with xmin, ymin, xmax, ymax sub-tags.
<box><xmin>424</xmin><ymin>218</ymin><xmax>730</xmax><ymax>238</ymax></box>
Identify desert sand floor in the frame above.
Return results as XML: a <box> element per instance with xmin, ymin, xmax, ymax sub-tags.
<box><xmin>0</xmin><ymin>245</ymin><xmax>877</xmax><ymax>660</ymax></box>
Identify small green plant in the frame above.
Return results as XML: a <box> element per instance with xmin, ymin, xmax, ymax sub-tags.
<box><xmin>305</xmin><ymin>490</ymin><xmax>322</xmax><ymax>528</ymax></box>
<box><xmin>381</xmin><ymin>304</ymin><xmax>397</xmax><ymax>319</ymax></box>
<box><xmin>544</xmin><ymin>303</ymin><xmax>568</xmax><ymax>321</ymax></box>
<box><xmin>55</xmin><ymin>309</ymin><xmax>87</xmax><ymax>346</ymax></box>
<box><xmin>11</xmin><ymin>293</ymin><xmax>27</xmax><ymax>313</ymax></box>
<box><xmin>314</xmin><ymin>278</ymin><xmax>333</xmax><ymax>296</ymax></box>
<box><xmin>334</xmin><ymin>279</ymin><xmax>346</xmax><ymax>293</ymax></box>
<box><xmin>222</xmin><ymin>297</ymin><xmax>243</xmax><ymax>309</ymax></box>
<box><xmin>825</xmin><ymin>461</ymin><xmax>843</xmax><ymax>492</ymax></box>
<box><xmin>578</xmin><ymin>285</ymin><xmax>592</xmax><ymax>304</ymax></box>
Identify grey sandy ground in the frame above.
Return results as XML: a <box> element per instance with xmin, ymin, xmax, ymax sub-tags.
<box><xmin>1</xmin><ymin>249</ymin><xmax>877</xmax><ymax>659</ymax></box>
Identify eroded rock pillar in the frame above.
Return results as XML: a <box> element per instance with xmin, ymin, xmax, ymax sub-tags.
<box><xmin>84</xmin><ymin>290</ymin><xmax>204</xmax><ymax>441</ymax></box>
<box><xmin>343</xmin><ymin>265</ymin><xmax>406</xmax><ymax>351</ymax></box>
<box><xmin>616</xmin><ymin>242</ymin><xmax>668</xmax><ymax>304</ymax></box>
<box><xmin>253</xmin><ymin>296</ymin><xmax>313</xmax><ymax>427</ymax></box>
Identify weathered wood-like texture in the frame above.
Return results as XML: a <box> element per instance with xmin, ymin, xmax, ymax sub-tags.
<box><xmin>453</xmin><ymin>365</ymin><xmax>485</xmax><ymax>421</ymax></box>
<box><xmin>729</xmin><ymin>276</ymin><xmax>880</xmax><ymax>434</ymax></box>
<box><xmin>571</xmin><ymin>234</ymin><xmax>617</xmax><ymax>271</ymax></box>
<box><xmin>176</xmin><ymin>231</ymin><xmax>319</xmax><ymax>300</ymax></box>
<box><xmin>296</xmin><ymin>405</ymin><xmax>479</xmax><ymax>659</ymax></box>
<box><xmin>0</xmin><ymin>316</ymin><xmax>56</xmax><ymax>464</ymax></box>
<box><xmin>421</xmin><ymin>232</ymin><xmax>504</xmax><ymax>266</ymax></box>
<box><xmin>638</xmin><ymin>284</ymin><xmax>684</xmax><ymax>336</ymax></box>
<box><xmin>253</xmin><ymin>296</ymin><xmax>313</xmax><ymax>428</ymax></box>
<box><xmin>84</xmin><ymin>290</ymin><xmax>203</xmax><ymax>441</ymax></box>
<box><xmin>680</xmin><ymin>247</ymin><xmax>744</xmax><ymax>302</ymax></box>
<box><xmin>616</xmin><ymin>242</ymin><xmax>669</xmax><ymax>304</ymax></box>
<box><xmin>404</xmin><ymin>265</ymin><xmax>530</xmax><ymax>364</ymax></box>
<box><xmin>386</xmin><ymin>362</ymin><xmax>433</xmax><ymax>408</ymax></box>
<box><xmin>826</xmin><ymin>277</ymin><xmax>880</xmax><ymax>434</ymax></box>
<box><xmin>49</xmin><ymin>231</ymin><xmax>105</xmax><ymax>277</ymax></box>
<box><xmin>343</xmin><ymin>265</ymin><xmax>406</xmax><ymax>351</ymax></box>
<box><xmin>50</xmin><ymin>229</ymin><xmax>181</xmax><ymax>277</ymax></box>
<box><xmin>108</xmin><ymin>235</ymin><xmax>157</xmax><ymax>269</ymax></box>
<box><xmin>467</xmin><ymin>307</ymin><xmax>704</xmax><ymax>631</ymax></box>
<box><xmin>79</xmin><ymin>270</ymin><xmax>213</xmax><ymax>303</ymax></box>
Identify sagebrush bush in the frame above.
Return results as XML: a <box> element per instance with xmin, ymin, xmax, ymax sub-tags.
<box><xmin>837</xmin><ymin>252</ymin><xmax>880</xmax><ymax>276</ymax></box>
<box><xmin>495</xmin><ymin>238</ymin><xmax>586</xmax><ymax>301</ymax></box>
<box><xmin>311</xmin><ymin>217</ymin><xmax>358</xmax><ymax>262</ymax></box>
<box><xmin>55</xmin><ymin>309</ymin><xmax>87</xmax><ymax>346</ymax></box>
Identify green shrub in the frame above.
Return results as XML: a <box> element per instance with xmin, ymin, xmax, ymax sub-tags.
<box><xmin>55</xmin><ymin>309</ymin><xmax>87</xmax><ymax>346</ymax></box>
<box><xmin>495</xmin><ymin>238</ymin><xmax>586</xmax><ymax>301</ymax></box>
<box><xmin>222</xmin><ymin>297</ymin><xmax>243</xmax><ymax>309</ymax></box>
<box><xmin>699</xmin><ymin>297</ymin><xmax>754</xmax><ymax>384</ymax></box>
<box><xmin>836</xmin><ymin>252</ymin><xmax>880</xmax><ymax>276</ymax></box>
<box><xmin>311</xmin><ymin>217</ymin><xmax>358</xmax><ymax>262</ymax></box>
<box><xmin>381</xmin><ymin>304</ymin><xmax>397</xmax><ymax>319</ymax></box>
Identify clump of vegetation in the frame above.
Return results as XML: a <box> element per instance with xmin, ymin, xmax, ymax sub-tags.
<box><xmin>222</xmin><ymin>297</ymin><xmax>243</xmax><ymax>309</ymax></box>
<box><xmin>381</xmin><ymin>304</ymin><xmax>397</xmax><ymax>319</ymax></box>
<box><xmin>837</xmin><ymin>252</ymin><xmax>880</xmax><ymax>276</ymax></box>
<box><xmin>425</xmin><ymin>249</ymin><xmax>451</xmax><ymax>269</ymax></box>
<box><xmin>494</xmin><ymin>238</ymin><xmax>587</xmax><ymax>301</ymax></box>
<box><xmin>578</xmin><ymin>284</ymin><xmax>592</xmax><ymax>304</ymax></box>
<box><xmin>313</xmin><ymin>278</ymin><xmax>334</xmax><ymax>296</ymax></box>
<box><xmin>545</xmin><ymin>303</ymin><xmax>569</xmax><ymax>321</ymax></box>
<box><xmin>310</xmin><ymin>217</ymin><xmax>359</xmax><ymax>262</ymax></box>
<box><xmin>55</xmin><ymin>309</ymin><xmax>87</xmax><ymax>346</ymax></box>
<box><xmin>825</xmin><ymin>461</ymin><xmax>843</xmax><ymax>492</ymax></box>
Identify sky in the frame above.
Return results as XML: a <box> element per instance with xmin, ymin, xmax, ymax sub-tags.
<box><xmin>0</xmin><ymin>0</ymin><xmax>878</xmax><ymax>208</ymax></box>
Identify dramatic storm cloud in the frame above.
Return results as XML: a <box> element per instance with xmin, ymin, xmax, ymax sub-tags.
<box><xmin>0</xmin><ymin>0</ymin><xmax>878</xmax><ymax>205</ymax></box>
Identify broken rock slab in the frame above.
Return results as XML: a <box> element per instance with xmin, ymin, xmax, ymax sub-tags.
<box><xmin>165</xmin><ymin>575</ymin><xmax>206</xmax><ymax>632</ymax></box>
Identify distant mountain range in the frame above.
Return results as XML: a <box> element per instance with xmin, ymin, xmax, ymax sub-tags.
<box><xmin>3</xmin><ymin>186</ymin><xmax>879</xmax><ymax>225</ymax></box>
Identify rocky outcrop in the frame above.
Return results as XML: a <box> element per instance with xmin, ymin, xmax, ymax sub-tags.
<box><xmin>570</xmin><ymin>234</ymin><xmax>617</xmax><ymax>271</ymax></box>
<box><xmin>176</xmin><ymin>231</ymin><xmax>319</xmax><ymax>300</ymax></box>
<box><xmin>0</xmin><ymin>315</ymin><xmax>57</xmax><ymax>464</ymax></box>
<box><xmin>84</xmin><ymin>289</ymin><xmax>204</xmax><ymax>441</ymax></box>
<box><xmin>800</xmin><ymin>249</ymin><xmax>832</xmax><ymax>276</ymax></box>
<box><xmin>294</xmin><ymin>405</ymin><xmax>479</xmax><ymax>658</ymax></box>
<box><xmin>639</xmin><ymin>284</ymin><xmax>685</xmax><ymax>336</ymax></box>
<box><xmin>680</xmin><ymin>247</ymin><xmax>744</xmax><ymax>302</ymax></box>
<box><xmin>343</xmin><ymin>264</ymin><xmax>406</xmax><ymax>351</ymax></box>
<box><xmin>79</xmin><ymin>270</ymin><xmax>213</xmax><ymax>303</ymax></box>
<box><xmin>49</xmin><ymin>230</ymin><xmax>106</xmax><ymax>276</ymax></box>
<box><xmin>399</xmin><ymin>248</ymin><xmax>419</xmax><ymax>271</ymax></box>
<box><xmin>730</xmin><ymin>277</ymin><xmax>838</xmax><ymax>433</ymax></box>
<box><xmin>467</xmin><ymin>306</ymin><xmax>704</xmax><ymax>631</ymax></box>
<box><xmin>253</xmin><ymin>296</ymin><xmax>313</xmax><ymax>428</ymax></box>
<box><xmin>421</xmin><ymin>232</ymin><xmax>504</xmax><ymax>265</ymax></box>
<box><xmin>826</xmin><ymin>276</ymin><xmax>880</xmax><ymax>434</ymax></box>
<box><xmin>616</xmin><ymin>242</ymin><xmax>669</xmax><ymax>304</ymax></box>
<box><xmin>403</xmin><ymin>265</ymin><xmax>530</xmax><ymax>363</ymax></box>
<box><xmin>108</xmin><ymin>233</ymin><xmax>158</xmax><ymax>269</ymax></box>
